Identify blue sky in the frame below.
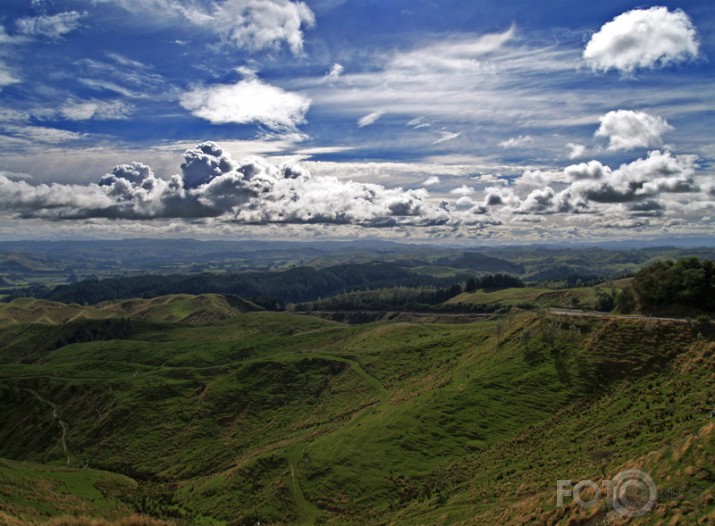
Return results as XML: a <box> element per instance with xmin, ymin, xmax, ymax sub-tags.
<box><xmin>0</xmin><ymin>0</ymin><xmax>713</xmax><ymax>242</ymax></box>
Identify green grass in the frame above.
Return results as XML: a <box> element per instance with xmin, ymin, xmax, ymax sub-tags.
<box><xmin>448</xmin><ymin>279</ymin><xmax>632</xmax><ymax>310</ymax></box>
<box><xmin>0</xmin><ymin>295</ymin><xmax>713</xmax><ymax>525</ymax></box>
<box><xmin>0</xmin><ymin>458</ymin><xmax>136</xmax><ymax>523</ymax></box>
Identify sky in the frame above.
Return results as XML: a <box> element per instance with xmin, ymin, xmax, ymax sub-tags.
<box><xmin>0</xmin><ymin>0</ymin><xmax>713</xmax><ymax>243</ymax></box>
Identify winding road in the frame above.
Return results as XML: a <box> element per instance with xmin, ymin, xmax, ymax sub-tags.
<box><xmin>282</xmin><ymin>351</ymin><xmax>388</xmax><ymax>525</ymax></box>
<box><xmin>546</xmin><ymin>308</ymin><xmax>692</xmax><ymax>323</ymax></box>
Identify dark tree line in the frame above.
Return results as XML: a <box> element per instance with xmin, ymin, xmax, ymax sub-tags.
<box><xmin>305</xmin><ymin>273</ymin><xmax>524</xmax><ymax>311</ymax></box>
<box><xmin>464</xmin><ymin>274</ymin><xmax>524</xmax><ymax>292</ymax></box>
<box><xmin>6</xmin><ymin>262</ymin><xmax>472</xmax><ymax>307</ymax></box>
<box><xmin>632</xmin><ymin>257</ymin><xmax>715</xmax><ymax>311</ymax></box>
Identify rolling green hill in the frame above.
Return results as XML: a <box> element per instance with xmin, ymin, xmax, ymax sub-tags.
<box><xmin>0</xmin><ymin>294</ymin><xmax>261</xmax><ymax>329</ymax></box>
<box><xmin>446</xmin><ymin>279</ymin><xmax>633</xmax><ymax>311</ymax></box>
<box><xmin>0</xmin><ymin>295</ymin><xmax>713</xmax><ymax>525</ymax></box>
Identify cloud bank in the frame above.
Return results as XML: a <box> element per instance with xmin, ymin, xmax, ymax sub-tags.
<box><xmin>0</xmin><ymin>142</ymin><xmax>449</xmax><ymax>227</ymax></box>
<box><xmin>2</xmin><ymin>142</ymin><xmax>708</xmax><ymax>236</ymax></box>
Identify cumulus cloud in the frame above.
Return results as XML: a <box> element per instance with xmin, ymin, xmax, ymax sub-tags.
<box><xmin>1</xmin><ymin>141</ymin><xmax>452</xmax><ymax>227</ymax></box>
<box><xmin>516</xmin><ymin>169</ymin><xmax>565</xmax><ymax>188</ymax></box>
<box><xmin>584</xmin><ymin>7</ymin><xmax>700</xmax><ymax>73</ymax></box>
<box><xmin>357</xmin><ymin>111</ymin><xmax>384</xmax><ymax>128</ymax></box>
<box><xmin>492</xmin><ymin>150</ymin><xmax>700</xmax><ymax>217</ymax></box>
<box><xmin>2</xmin><ymin>142</ymin><xmax>707</xmax><ymax>236</ymax></box>
<box><xmin>499</xmin><ymin>135</ymin><xmax>533</xmax><ymax>148</ymax></box>
<box><xmin>16</xmin><ymin>11</ymin><xmax>86</xmax><ymax>39</ymax></box>
<box><xmin>180</xmin><ymin>78</ymin><xmax>311</xmax><ymax>132</ymax></box>
<box><xmin>595</xmin><ymin>110</ymin><xmax>672</xmax><ymax>151</ymax></box>
<box><xmin>215</xmin><ymin>0</ymin><xmax>315</xmax><ymax>55</ymax></box>
<box><xmin>0</xmin><ymin>174</ymin><xmax>113</xmax><ymax>219</ymax></box>
<box><xmin>565</xmin><ymin>150</ymin><xmax>698</xmax><ymax>205</ymax></box>
<box><xmin>449</xmin><ymin>185</ymin><xmax>474</xmax><ymax>196</ymax></box>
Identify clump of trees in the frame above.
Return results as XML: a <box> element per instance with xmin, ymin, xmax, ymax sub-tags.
<box><xmin>632</xmin><ymin>257</ymin><xmax>715</xmax><ymax>311</ymax></box>
<box><xmin>464</xmin><ymin>274</ymin><xmax>524</xmax><ymax>292</ymax></box>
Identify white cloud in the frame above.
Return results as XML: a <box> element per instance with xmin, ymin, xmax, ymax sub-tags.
<box><xmin>0</xmin><ymin>62</ymin><xmax>19</xmax><ymax>89</ymax></box>
<box><xmin>215</xmin><ymin>0</ymin><xmax>315</xmax><ymax>55</ymax></box>
<box><xmin>565</xmin><ymin>150</ymin><xmax>698</xmax><ymax>205</ymax></box>
<box><xmin>3</xmin><ymin>125</ymin><xmax>87</xmax><ymax>145</ymax></box>
<box><xmin>357</xmin><ymin>111</ymin><xmax>384</xmax><ymax>128</ymax></box>
<box><xmin>60</xmin><ymin>100</ymin><xmax>134</xmax><ymax>121</ymax></box>
<box><xmin>299</xmin><ymin>27</ymin><xmax>585</xmax><ymax>131</ymax></box>
<box><xmin>293</xmin><ymin>146</ymin><xmax>354</xmax><ymax>156</ymax></box>
<box><xmin>499</xmin><ymin>135</ymin><xmax>533</xmax><ymax>148</ymax></box>
<box><xmin>490</xmin><ymin>150</ymin><xmax>701</xmax><ymax>219</ymax></box>
<box><xmin>515</xmin><ymin>169</ymin><xmax>565</xmax><ymax>188</ymax></box>
<box><xmin>567</xmin><ymin>143</ymin><xmax>586</xmax><ymax>160</ymax></box>
<box><xmin>433</xmin><ymin>131</ymin><xmax>461</xmax><ymax>145</ymax></box>
<box><xmin>180</xmin><ymin>78</ymin><xmax>311</xmax><ymax>132</ymax></box>
<box><xmin>422</xmin><ymin>176</ymin><xmax>440</xmax><ymax>186</ymax></box>
<box><xmin>595</xmin><ymin>110</ymin><xmax>673</xmax><ymax>151</ymax></box>
<box><xmin>16</xmin><ymin>11</ymin><xmax>86</xmax><ymax>39</ymax></box>
<box><xmin>584</xmin><ymin>7</ymin><xmax>700</xmax><ymax>73</ymax></box>
<box><xmin>103</xmin><ymin>0</ymin><xmax>315</xmax><ymax>55</ymax></box>
<box><xmin>0</xmin><ymin>27</ymin><xmax>21</xmax><ymax>89</ymax></box>
<box><xmin>449</xmin><ymin>185</ymin><xmax>474</xmax><ymax>196</ymax></box>
<box><xmin>391</xmin><ymin>25</ymin><xmax>515</xmax><ymax>71</ymax></box>
<box><xmin>74</xmin><ymin>56</ymin><xmax>171</xmax><ymax>100</ymax></box>
<box><xmin>407</xmin><ymin>117</ymin><xmax>431</xmax><ymax>129</ymax></box>
<box><xmin>326</xmin><ymin>63</ymin><xmax>344</xmax><ymax>79</ymax></box>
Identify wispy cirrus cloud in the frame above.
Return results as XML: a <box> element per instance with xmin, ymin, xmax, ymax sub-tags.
<box><xmin>16</xmin><ymin>11</ymin><xmax>86</xmax><ymax>39</ymax></box>
<box><xmin>433</xmin><ymin>131</ymin><xmax>461</xmax><ymax>145</ymax></box>
<box><xmin>357</xmin><ymin>111</ymin><xmax>384</xmax><ymax>128</ymax></box>
<box><xmin>499</xmin><ymin>135</ymin><xmax>533</xmax><ymax>148</ymax></box>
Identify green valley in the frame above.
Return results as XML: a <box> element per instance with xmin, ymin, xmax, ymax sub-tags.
<box><xmin>0</xmin><ymin>273</ymin><xmax>713</xmax><ymax>524</ymax></box>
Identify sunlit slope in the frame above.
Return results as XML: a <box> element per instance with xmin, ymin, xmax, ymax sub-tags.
<box><xmin>446</xmin><ymin>279</ymin><xmax>633</xmax><ymax>311</ymax></box>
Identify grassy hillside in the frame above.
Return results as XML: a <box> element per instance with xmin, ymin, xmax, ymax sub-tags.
<box><xmin>448</xmin><ymin>279</ymin><xmax>633</xmax><ymax>311</ymax></box>
<box><xmin>0</xmin><ymin>458</ymin><xmax>137</xmax><ymax>523</ymax></box>
<box><xmin>0</xmin><ymin>294</ymin><xmax>261</xmax><ymax>328</ymax></box>
<box><xmin>0</xmin><ymin>295</ymin><xmax>713</xmax><ymax>525</ymax></box>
